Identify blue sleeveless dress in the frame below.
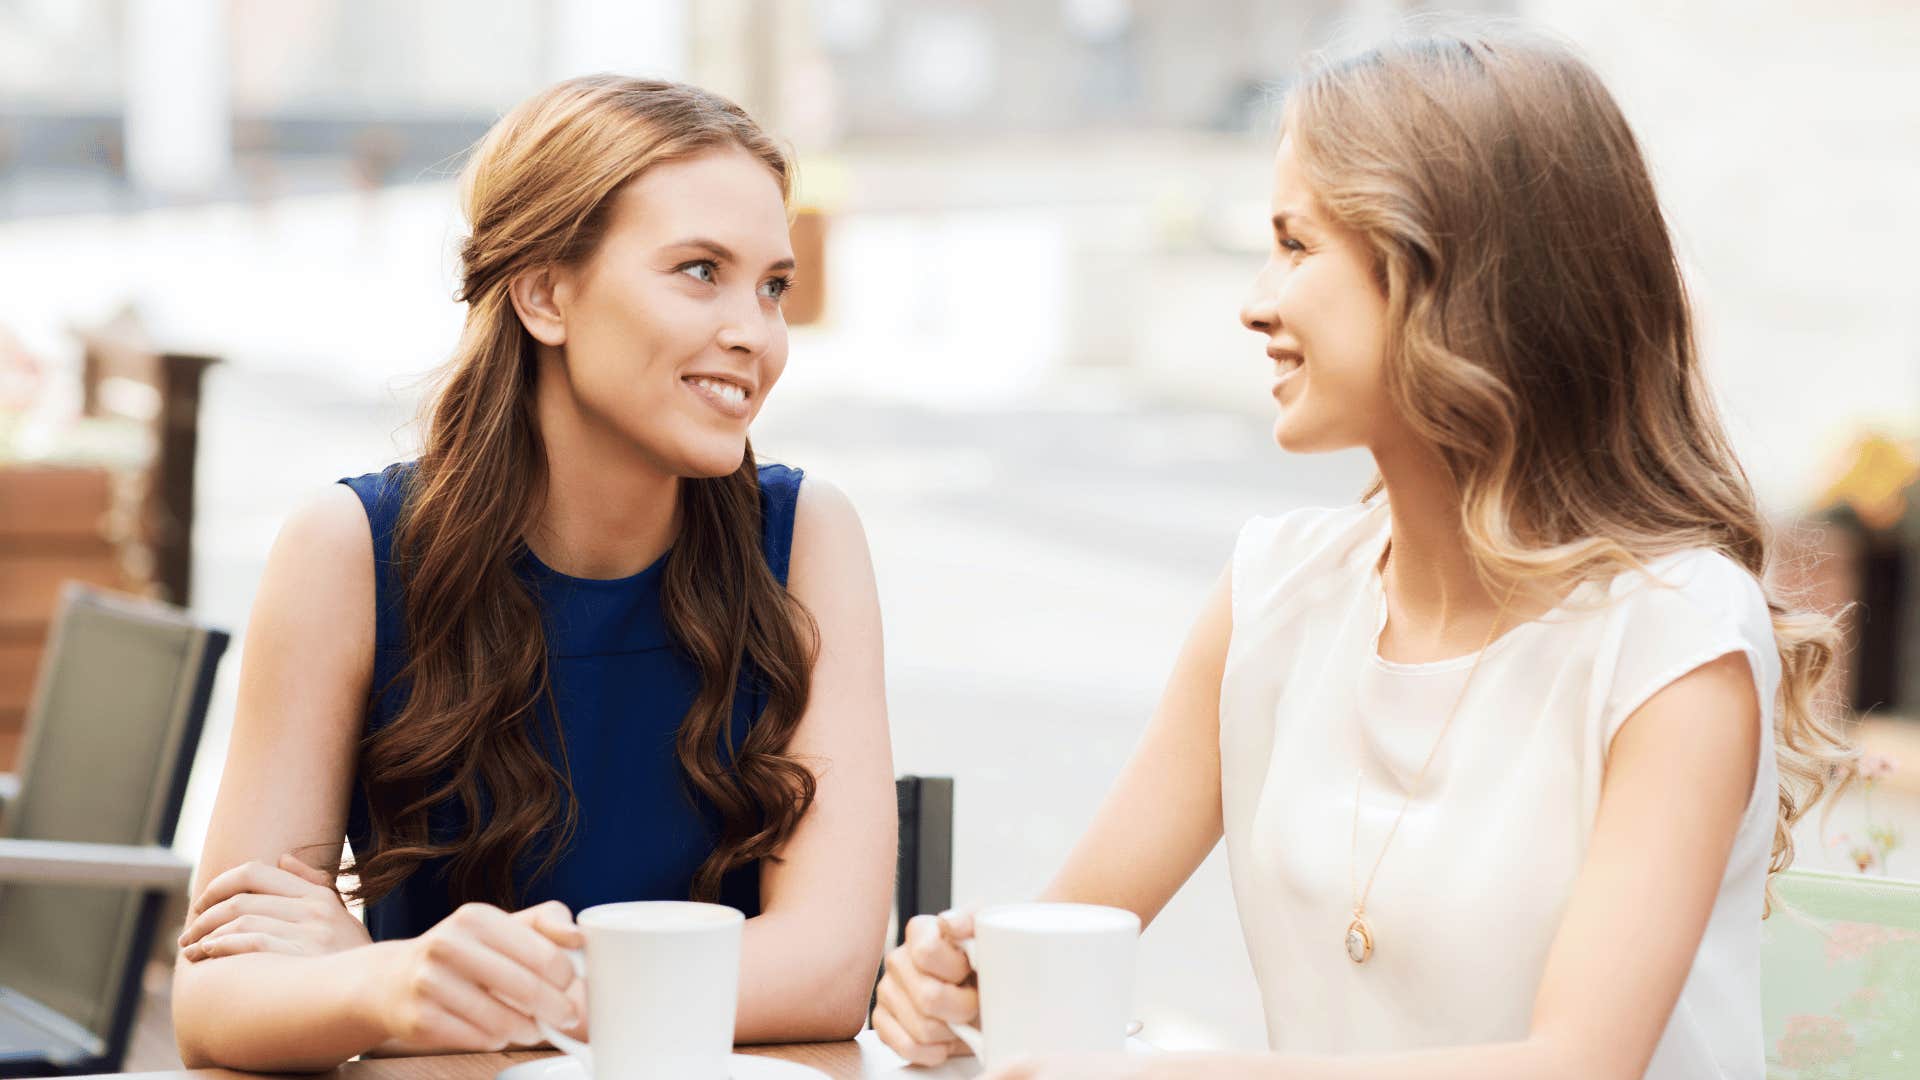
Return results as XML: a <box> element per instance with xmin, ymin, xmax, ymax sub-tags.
<box><xmin>337</xmin><ymin>462</ymin><xmax>803</xmax><ymax>941</ymax></box>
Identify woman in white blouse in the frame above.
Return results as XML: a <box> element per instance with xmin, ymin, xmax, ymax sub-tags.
<box><xmin>872</xmin><ymin>22</ymin><xmax>1853</xmax><ymax>1080</ymax></box>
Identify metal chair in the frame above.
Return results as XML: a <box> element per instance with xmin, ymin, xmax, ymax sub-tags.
<box><xmin>1761</xmin><ymin>867</ymin><xmax>1920</xmax><ymax>1076</ymax></box>
<box><xmin>0</xmin><ymin>586</ymin><xmax>228</xmax><ymax>1076</ymax></box>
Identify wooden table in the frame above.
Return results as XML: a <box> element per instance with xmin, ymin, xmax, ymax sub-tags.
<box><xmin>84</xmin><ymin>1032</ymin><xmax>983</xmax><ymax>1080</ymax></box>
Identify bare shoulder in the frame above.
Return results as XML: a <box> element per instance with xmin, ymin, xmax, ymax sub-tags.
<box><xmin>250</xmin><ymin>484</ymin><xmax>377</xmax><ymax>656</ymax></box>
<box><xmin>276</xmin><ymin>483</ymin><xmax>375</xmax><ymax>566</ymax></box>
<box><xmin>786</xmin><ymin>475</ymin><xmax>877</xmax><ymax>615</ymax></box>
<box><xmin>790</xmin><ymin>476</ymin><xmax>871</xmax><ymax>570</ymax></box>
<box><xmin>793</xmin><ymin>474</ymin><xmax>863</xmax><ymax>536</ymax></box>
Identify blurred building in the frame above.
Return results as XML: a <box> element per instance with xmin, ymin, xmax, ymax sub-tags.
<box><xmin>2</xmin><ymin>0</ymin><xmax>1527</xmax><ymax>216</ymax></box>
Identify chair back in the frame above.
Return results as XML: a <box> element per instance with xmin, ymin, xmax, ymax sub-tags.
<box><xmin>0</xmin><ymin>585</ymin><xmax>226</xmax><ymax>1067</ymax></box>
<box><xmin>894</xmin><ymin>776</ymin><xmax>953</xmax><ymax>945</ymax></box>
<box><xmin>1761</xmin><ymin>868</ymin><xmax>1920</xmax><ymax>1075</ymax></box>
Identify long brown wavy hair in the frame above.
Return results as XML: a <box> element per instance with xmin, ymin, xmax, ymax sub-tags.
<box><xmin>345</xmin><ymin>76</ymin><xmax>819</xmax><ymax>909</ymax></box>
<box><xmin>1284</xmin><ymin>24</ymin><xmax>1854</xmax><ymax>888</ymax></box>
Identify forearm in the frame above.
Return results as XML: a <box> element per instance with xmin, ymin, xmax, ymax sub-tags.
<box><xmin>734</xmin><ymin>908</ymin><xmax>886</xmax><ymax>1044</ymax></box>
<box><xmin>172</xmin><ymin>945</ymin><xmax>389</xmax><ymax>1070</ymax></box>
<box><xmin>1039</xmin><ymin>815</ymin><xmax>1218</xmax><ymax>928</ymax></box>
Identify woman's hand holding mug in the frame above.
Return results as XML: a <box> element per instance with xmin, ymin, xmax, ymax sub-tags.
<box><xmin>872</xmin><ymin>910</ymin><xmax>980</xmax><ymax>1066</ymax></box>
<box><xmin>880</xmin><ymin>903</ymin><xmax>1141</xmax><ymax>1071</ymax></box>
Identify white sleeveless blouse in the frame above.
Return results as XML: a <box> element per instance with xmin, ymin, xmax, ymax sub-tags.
<box><xmin>1219</xmin><ymin>500</ymin><xmax>1778</xmax><ymax>1079</ymax></box>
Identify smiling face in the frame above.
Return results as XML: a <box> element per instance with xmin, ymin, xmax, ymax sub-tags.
<box><xmin>1238</xmin><ymin>136</ymin><xmax>1397</xmax><ymax>455</ymax></box>
<box><xmin>516</xmin><ymin>146</ymin><xmax>795</xmax><ymax>478</ymax></box>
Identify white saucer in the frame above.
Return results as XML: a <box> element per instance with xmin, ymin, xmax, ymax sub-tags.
<box><xmin>496</xmin><ymin>1054</ymin><xmax>827</xmax><ymax>1080</ymax></box>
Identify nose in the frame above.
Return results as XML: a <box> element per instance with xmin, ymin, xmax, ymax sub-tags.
<box><xmin>1240</xmin><ymin>258</ymin><xmax>1281</xmax><ymax>336</ymax></box>
<box><xmin>715</xmin><ymin>290</ymin><xmax>772</xmax><ymax>357</ymax></box>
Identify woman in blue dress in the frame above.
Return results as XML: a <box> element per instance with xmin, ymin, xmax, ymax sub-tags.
<box><xmin>171</xmin><ymin>76</ymin><xmax>895</xmax><ymax>1069</ymax></box>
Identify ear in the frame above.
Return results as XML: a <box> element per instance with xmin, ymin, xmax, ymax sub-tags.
<box><xmin>508</xmin><ymin>265</ymin><xmax>570</xmax><ymax>347</ymax></box>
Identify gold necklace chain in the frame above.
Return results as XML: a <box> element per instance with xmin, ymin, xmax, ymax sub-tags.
<box><xmin>1346</xmin><ymin>549</ymin><xmax>1519</xmax><ymax>965</ymax></box>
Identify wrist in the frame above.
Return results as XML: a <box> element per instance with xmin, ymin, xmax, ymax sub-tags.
<box><xmin>334</xmin><ymin>939</ymin><xmax>406</xmax><ymax>1043</ymax></box>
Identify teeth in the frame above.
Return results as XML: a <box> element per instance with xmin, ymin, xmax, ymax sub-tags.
<box><xmin>689</xmin><ymin>377</ymin><xmax>747</xmax><ymax>404</ymax></box>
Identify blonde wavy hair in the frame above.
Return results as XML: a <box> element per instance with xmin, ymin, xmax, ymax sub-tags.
<box><xmin>1284</xmin><ymin>25</ymin><xmax>1854</xmax><ymax>888</ymax></box>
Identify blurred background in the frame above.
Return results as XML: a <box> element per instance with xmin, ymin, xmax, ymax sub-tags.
<box><xmin>1</xmin><ymin>0</ymin><xmax>1916</xmax><ymax>1063</ymax></box>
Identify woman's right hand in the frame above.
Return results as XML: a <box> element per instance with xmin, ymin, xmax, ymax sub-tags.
<box><xmin>872</xmin><ymin>911</ymin><xmax>980</xmax><ymax>1066</ymax></box>
<box><xmin>359</xmin><ymin>900</ymin><xmax>583</xmax><ymax>1052</ymax></box>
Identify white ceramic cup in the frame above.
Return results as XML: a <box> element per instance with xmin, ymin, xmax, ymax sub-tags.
<box><xmin>948</xmin><ymin>902</ymin><xmax>1140</xmax><ymax>1067</ymax></box>
<box><xmin>536</xmin><ymin>900</ymin><xmax>743</xmax><ymax>1080</ymax></box>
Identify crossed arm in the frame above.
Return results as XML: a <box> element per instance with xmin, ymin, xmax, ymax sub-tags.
<box><xmin>173</xmin><ymin>477</ymin><xmax>894</xmax><ymax>1070</ymax></box>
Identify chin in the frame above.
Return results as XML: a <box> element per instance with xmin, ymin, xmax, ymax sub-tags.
<box><xmin>675</xmin><ymin>439</ymin><xmax>750</xmax><ymax>480</ymax></box>
<box><xmin>1272</xmin><ymin>415</ymin><xmax>1311</xmax><ymax>454</ymax></box>
<box><xmin>1272</xmin><ymin>413</ymin><xmax>1345</xmax><ymax>455</ymax></box>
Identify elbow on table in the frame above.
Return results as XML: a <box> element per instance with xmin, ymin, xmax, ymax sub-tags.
<box><xmin>812</xmin><ymin>980</ymin><xmax>874</xmax><ymax>1042</ymax></box>
<box><xmin>170</xmin><ymin>961</ymin><xmax>223</xmax><ymax>1070</ymax></box>
<box><xmin>174</xmin><ymin>1016</ymin><xmax>352</xmax><ymax>1074</ymax></box>
<box><xmin>170</xmin><ymin>956</ymin><xmax>361</xmax><ymax>1073</ymax></box>
<box><xmin>175</xmin><ymin>1024</ymin><xmax>352</xmax><ymax>1075</ymax></box>
<box><xmin>744</xmin><ymin>946</ymin><xmax>882</xmax><ymax>1043</ymax></box>
<box><xmin>788</xmin><ymin>964</ymin><xmax>878</xmax><ymax>1042</ymax></box>
<box><xmin>782</xmin><ymin>993</ymin><xmax>870</xmax><ymax>1043</ymax></box>
<box><xmin>813</xmin><ymin>935</ymin><xmax>889</xmax><ymax>1040</ymax></box>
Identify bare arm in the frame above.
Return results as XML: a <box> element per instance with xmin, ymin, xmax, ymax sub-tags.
<box><xmin>171</xmin><ymin>488</ymin><xmax>580</xmax><ymax>1069</ymax></box>
<box><xmin>992</xmin><ymin>651</ymin><xmax>1765</xmax><ymax>1080</ymax></box>
<box><xmin>734</xmin><ymin>477</ymin><xmax>897</xmax><ymax>1043</ymax></box>
<box><xmin>873</xmin><ymin>566</ymin><xmax>1233</xmax><ymax>1064</ymax></box>
<box><xmin>171</xmin><ymin>485</ymin><xmax>385</xmax><ymax>1068</ymax></box>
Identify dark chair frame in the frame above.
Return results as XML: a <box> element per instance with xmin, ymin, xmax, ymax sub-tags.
<box><xmin>894</xmin><ymin>775</ymin><xmax>953</xmax><ymax>945</ymax></box>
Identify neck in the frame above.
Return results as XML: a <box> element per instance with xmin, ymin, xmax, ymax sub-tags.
<box><xmin>526</xmin><ymin>356</ymin><xmax>680</xmax><ymax>580</ymax></box>
<box><xmin>1375</xmin><ymin>441</ymin><xmax>1491</xmax><ymax>621</ymax></box>
<box><xmin>1371</xmin><ymin>439</ymin><xmax>1521</xmax><ymax>661</ymax></box>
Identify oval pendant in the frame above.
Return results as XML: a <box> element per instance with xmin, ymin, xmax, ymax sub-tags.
<box><xmin>1345</xmin><ymin>916</ymin><xmax>1374</xmax><ymax>964</ymax></box>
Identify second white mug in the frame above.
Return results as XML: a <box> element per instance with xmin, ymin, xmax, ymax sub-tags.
<box><xmin>949</xmin><ymin>901</ymin><xmax>1140</xmax><ymax>1067</ymax></box>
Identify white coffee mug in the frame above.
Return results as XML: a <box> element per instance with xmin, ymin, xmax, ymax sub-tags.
<box><xmin>948</xmin><ymin>902</ymin><xmax>1140</xmax><ymax>1067</ymax></box>
<box><xmin>537</xmin><ymin>900</ymin><xmax>744</xmax><ymax>1080</ymax></box>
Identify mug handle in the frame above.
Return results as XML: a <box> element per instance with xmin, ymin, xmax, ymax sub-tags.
<box><xmin>537</xmin><ymin>949</ymin><xmax>592</xmax><ymax>1074</ymax></box>
<box><xmin>945</xmin><ymin>939</ymin><xmax>985</xmax><ymax>1057</ymax></box>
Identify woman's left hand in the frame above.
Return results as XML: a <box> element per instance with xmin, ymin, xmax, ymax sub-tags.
<box><xmin>178</xmin><ymin>854</ymin><xmax>370</xmax><ymax>962</ymax></box>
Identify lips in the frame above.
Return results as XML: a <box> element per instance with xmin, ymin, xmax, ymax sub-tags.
<box><xmin>1269</xmin><ymin>349</ymin><xmax>1304</xmax><ymax>396</ymax></box>
<box><xmin>683</xmin><ymin>374</ymin><xmax>753</xmax><ymax>418</ymax></box>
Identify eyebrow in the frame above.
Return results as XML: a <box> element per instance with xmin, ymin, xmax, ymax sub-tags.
<box><xmin>664</xmin><ymin>237</ymin><xmax>796</xmax><ymax>273</ymax></box>
<box><xmin>1271</xmin><ymin>211</ymin><xmax>1318</xmax><ymax>233</ymax></box>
